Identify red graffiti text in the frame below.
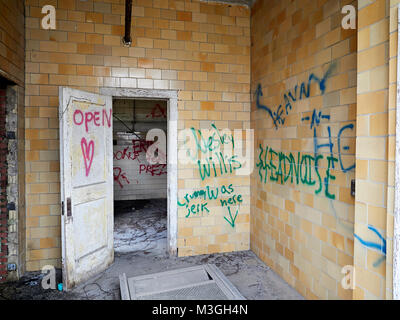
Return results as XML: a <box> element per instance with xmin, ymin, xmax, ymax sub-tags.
<box><xmin>146</xmin><ymin>104</ymin><xmax>166</xmax><ymax>119</ymax></box>
<box><xmin>73</xmin><ymin>108</ymin><xmax>112</xmax><ymax>133</ymax></box>
<box><xmin>113</xmin><ymin>139</ymin><xmax>153</xmax><ymax>161</ymax></box>
<box><xmin>139</xmin><ymin>164</ymin><xmax>167</xmax><ymax>176</ymax></box>
<box><xmin>113</xmin><ymin>167</ymin><xmax>130</xmax><ymax>188</ymax></box>
<box><xmin>81</xmin><ymin>137</ymin><xmax>94</xmax><ymax>176</ymax></box>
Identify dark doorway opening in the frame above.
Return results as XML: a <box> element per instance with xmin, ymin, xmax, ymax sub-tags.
<box><xmin>0</xmin><ymin>76</ymin><xmax>16</xmax><ymax>281</ymax></box>
<box><xmin>112</xmin><ymin>99</ymin><xmax>168</xmax><ymax>254</ymax></box>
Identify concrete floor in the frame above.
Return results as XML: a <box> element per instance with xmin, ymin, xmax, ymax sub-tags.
<box><xmin>0</xmin><ymin>199</ymin><xmax>303</xmax><ymax>300</ymax></box>
<box><xmin>67</xmin><ymin>199</ymin><xmax>303</xmax><ymax>300</ymax></box>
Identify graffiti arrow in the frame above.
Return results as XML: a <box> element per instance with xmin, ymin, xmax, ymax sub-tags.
<box><xmin>224</xmin><ymin>207</ymin><xmax>239</xmax><ymax>228</ymax></box>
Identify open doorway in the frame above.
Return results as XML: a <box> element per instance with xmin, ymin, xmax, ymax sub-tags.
<box><xmin>112</xmin><ymin>99</ymin><xmax>168</xmax><ymax>255</ymax></box>
<box><xmin>59</xmin><ymin>87</ymin><xmax>177</xmax><ymax>289</ymax></box>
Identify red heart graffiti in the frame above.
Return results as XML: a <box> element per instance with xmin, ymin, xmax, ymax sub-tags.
<box><xmin>81</xmin><ymin>137</ymin><xmax>94</xmax><ymax>176</ymax></box>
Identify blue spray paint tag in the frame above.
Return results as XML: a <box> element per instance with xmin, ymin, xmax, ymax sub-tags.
<box><xmin>57</xmin><ymin>283</ymin><xmax>63</xmax><ymax>291</ymax></box>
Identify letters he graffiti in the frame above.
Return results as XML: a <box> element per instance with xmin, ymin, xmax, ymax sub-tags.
<box><xmin>197</xmin><ymin>153</ymin><xmax>242</xmax><ymax>181</ymax></box>
<box><xmin>256</xmin><ymin>64</ymin><xmax>335</xmax><ymax>129</ymax></box>
<box><xmin>178</xmin><ymin>184</ymin><xmax>243</xmax><ymax>218</ymax></box>
<box><xmin>180</xmin><ymin>123</ymin><xmax>249</xmax><ymax>227</ymax></box>
<box><xmin>184</xmin><ymin>124</ymin><xmax>242</xmax><ymax>180</ymax></box>
<box><xmin>113</xmin><ymin>140</ymin><xmax>153</xmax><ymax>162</ymax></box>
<box><xmin>186</xmin><ymin>123</ymin><xmax>235</xmax><ymax>156</ymax></box>
<box><xmin>146</xmin><ymin>103</ymin><xmax>167</xmax><ymax>119</ymax></box>
<box><xmin>73</xmin><ymin>107</ymin><xmax>112</xmax><ymax>177</ymax></box>
<box><xmin>302</xmin><ymin>108</ymin><xmax>355</xmax><ymax>173</ymax></box>
<box><xmin>73</xmin><ymin>108</ymin><xmax>112</xmax><ymax>133</ymax></box>
<box><xmin>256</xmin><ymin>144</ymin><xmax>338</xmax><ymax>199</ymax></box>
<box><xmin>139</xmin><ymin>164</ymin><xmax>167</xmax><ymax>176</ymax></box>
<box><xmin>113</xmin><ymin>167</ymin><xmax>130</xmax><ymax>188</ymax></box>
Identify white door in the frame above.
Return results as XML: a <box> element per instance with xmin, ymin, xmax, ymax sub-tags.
<box><xmin>59</xmin><ymin>87</ymin><xmax>113</xmax><ymax>290</ymax></box>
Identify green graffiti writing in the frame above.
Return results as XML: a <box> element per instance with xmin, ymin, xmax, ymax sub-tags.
<box><xmin>220</xmin><ymin>194</ymin><xmax>243</xmax><ymax>207</ymax></box>
<box><xmin>197</xmin><ymin>154</ymin><xmax>242</xmax><ymax>181</ymax></box>
<box><xmin>256</xmin><ymin>144</ymin><xmax>338</xmax><ymax>199</ymax></box>
<box><xmin>189</xmin><ymin>123</ymin><xmax>235</xmax><ymax>153</ymax></box>
<box><xmin>224</xmin><ymin>207</ymin><xmax>239</xmax><ymax>228</ymax></box>
<box><xmin>183</xmin><ymin>123</ymin><xmax>243</xmax><ymax>180</ymax></box>
<box><xmin>180</xmin><ymin>123</ymin><xmax>246</xmax><ymax>228</ymax></box>
<box><xmin>178</xmin><ymin>184</ymin><xmax>241</xmax><ymax>218</ymax></box>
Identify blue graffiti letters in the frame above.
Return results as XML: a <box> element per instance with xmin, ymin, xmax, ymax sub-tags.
<box><xmin>354</xmin><ymin>225</ymin><xmax>386</xmax><ymax>267</ymax></box>
<box><xmin>256</xmin><ymin>64</ymin><xmax>335</xmax><ymax>129</ymax></box>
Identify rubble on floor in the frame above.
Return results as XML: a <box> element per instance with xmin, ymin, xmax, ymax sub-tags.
<box><xmin>114</xmin><ymin>199</ymin><xmax>167</xmax><ymax>254</ymax></box>
<box><xmin>0</xmin><ymin>199</ymin><xmax>303</xmax><ymax>300</ymax></box>
<box><xmin>0</xmin><ymin>269</ymin><xmax>78</xmax><ymax>300</ymax></box>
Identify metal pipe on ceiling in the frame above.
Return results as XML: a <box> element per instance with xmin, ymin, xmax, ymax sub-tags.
<box><xmin>122</xmin><ymin>0</ymin><xmax>133</xmax><ymax>47</ymax></box>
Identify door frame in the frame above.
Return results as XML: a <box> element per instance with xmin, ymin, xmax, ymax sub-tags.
<box><xmin>393</xmin><ymin>3</ymin><xmax>400</xmax><ymax>300</ymax></box>
<box><xmin>101</xmin><ymin>87</ymin><xmax>178</xmax><ymax>256</ymax></box>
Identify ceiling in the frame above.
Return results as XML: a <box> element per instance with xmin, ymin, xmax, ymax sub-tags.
<box><xmin>199</xmin><ymin>0</ymin><xmax>256</xmax><ymax>7</ymax></box>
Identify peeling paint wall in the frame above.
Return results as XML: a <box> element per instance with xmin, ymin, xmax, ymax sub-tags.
<box><xmin>250</xmin><ymin>0</ymin><xmax>357</xmax><ymax>299</ymax></box>
<box><xmin>5</xmin><ymin>86</ymin><xmax>24</xmax><ymax>282</ymax></box>
<box><xmin>0</xmin><ymin>0</ymin><xmax>26</xmax><ymax>280</ymax></box>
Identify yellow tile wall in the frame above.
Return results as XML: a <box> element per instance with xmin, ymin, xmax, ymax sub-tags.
<box><xmin>19</xmin><ymin>0</ymin><xmax>400</xmax><ymax>299</ymax></box>
<box><xmin>353</xmin><ymin>0</ymin><xmax>395</xmax><ymax>300</ymax></box>
<box><xmin>250</xmin><ymin>0</ymin><xmax>357</xmax><ymax>299</ymax></box>
<box><xmin>0</xmin><ymin>0</ymin><xmax>25</xmax><ymax>86</ymax></box>
<box><xmin>24</xmin><ymin>0</ymin><xmax>251</xmax><ymax>271</ymax></box>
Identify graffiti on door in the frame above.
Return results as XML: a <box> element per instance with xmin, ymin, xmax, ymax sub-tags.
<box><xmin>80</xmin><ymin>137</ymin><xmax>94</xmax><ymax>177</ymax></box>
<box><xmin>73</xmin><ymin>106</ymin><xmax>112</xmax><ymax>178</ymax></box>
